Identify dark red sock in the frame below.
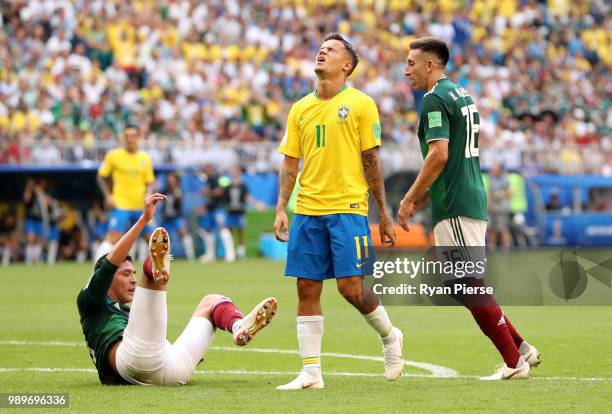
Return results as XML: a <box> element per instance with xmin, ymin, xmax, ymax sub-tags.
<box><xmin>468</xmin><ymin>305</ymin><xmax>521</xmax><ymax>368</ymax></box>
<box><xmin>211</xmin><ymin>300</ymin><xmax>243</xmax><ymax>332</ymax></box>
<box><xmin>503</xmin><ymin>316</ymin><xmax>524</xmax><ymax>348</ymax></box>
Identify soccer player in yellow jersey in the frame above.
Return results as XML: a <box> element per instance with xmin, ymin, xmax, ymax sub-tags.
<box><xmin>95</xmin><ymin>126</ymin><xmax>155</xmax><ymax>260</ymax></box>
<box><xmin>274</xmin><ymin>33</ymin><xmax>404</xmax><ymax>390</ymax></box>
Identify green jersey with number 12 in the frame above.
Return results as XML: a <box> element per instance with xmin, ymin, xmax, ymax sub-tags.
<box><xmin>417</xmin><ymin>77</ymin><xmax>488</xmax><ymax>227</ymax></box>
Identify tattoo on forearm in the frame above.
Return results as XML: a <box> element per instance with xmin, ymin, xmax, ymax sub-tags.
<box><xmin>277</xmin><ymin>167</ymin><xmax>297</xmax><ymax>208</ymax></box>
<box><xmin>362</xmin><ymin>149</ymin><xmax>387</xmax><ymax>215</ymax></box>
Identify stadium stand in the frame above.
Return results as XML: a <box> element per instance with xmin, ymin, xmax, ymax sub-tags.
<box><xmin>0</xmin><ymin>0</ymin><xmax>608</xmax><ymax>173</ymax></box>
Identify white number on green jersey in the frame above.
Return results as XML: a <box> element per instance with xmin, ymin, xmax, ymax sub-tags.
<box><xmin>461</xmin><ymin>104</ymin><xmax>479</xmax><ymax>158</ymax></box>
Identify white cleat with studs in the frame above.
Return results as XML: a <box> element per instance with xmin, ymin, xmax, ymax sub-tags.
<box><xmin>148</xmin><ymin>227</ymin><xmax>172</xmax><ymax>286</ymax></box>
<box><xmin>232</xmin><ymin>297</ymin><xmax>278</xmax><ymax>346</ymax></box>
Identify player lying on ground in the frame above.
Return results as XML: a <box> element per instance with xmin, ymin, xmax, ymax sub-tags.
<box><xmin>77</xmin><ymin>193</ymin><xmax>277</xmax><ymax>385</ymax></box>
<box><xmin>398</xmin><ymin>37</ymin><xmax>540</xmax><ymax>380</ymax></box>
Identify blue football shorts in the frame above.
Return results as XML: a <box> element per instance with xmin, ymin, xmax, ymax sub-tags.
<box><xmin>285</xmin><ymin>213</ymin><xmax>375</xmax><ymax>280</ymax></box>
<box><xmin>108</xmin><ymin>209</ymin><xmax>153</xmax><ymax>234</ymax></box>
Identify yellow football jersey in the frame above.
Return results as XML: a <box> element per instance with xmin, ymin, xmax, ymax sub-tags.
<box><xmin>98</xmin><ymin>148</ymin><xmax>155</xmax><ymax>210</ymax></box>
<box><xmin>278</xmin><ymin>85</ymin><xmax>382</xmax><ymax>216</ymax></box>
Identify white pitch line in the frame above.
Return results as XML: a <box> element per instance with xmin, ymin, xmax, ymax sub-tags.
<box><xmin>3</xmin><ymin>341</ymin><xmax>612</xmax><ymax>382</ymax></box>
<box><xmin>209</xmin><ymin>346</ymin><xmax>459</xmax><ymax>378</ymax></box>
<box><xmin>1</xmin><ymin>368</ymin><xmax>612</xmax><ymax>382</ymax></box>
<box><xmin>0</xmin><ymin>367</ymin><xmax>435</xmax><ymax>378</ymax></box>
<box><xmin>0</xmin><ymin>340</ymin><xmax>458</xmax><ymax>378</ymax></box>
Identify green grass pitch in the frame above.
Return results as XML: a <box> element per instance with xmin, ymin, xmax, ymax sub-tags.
<box><xmin>1</xmin><ymin>258</ymin><xmax>611</xmax><ymax>413</ymax></box>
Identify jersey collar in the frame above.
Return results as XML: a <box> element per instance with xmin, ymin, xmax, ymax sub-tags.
<box><xmin>314</xmin><ymin>83</ymin><xmax>349</xmax><ymax>99</ymax></box>
<box><xmin>426</xmin><ymin>76</ymin><xmax>447</xmax><ymax>94</ymax></box>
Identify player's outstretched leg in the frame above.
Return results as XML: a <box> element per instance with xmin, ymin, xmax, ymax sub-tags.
<box><xmin>147</xmin><ymin>227</ymin><xmax>172</xmax><ymax>286</ymax></box>
<box><xmin>208</xmin><ymin>296</ymin><xmax>278</xmax><ymax>346</ymax></box>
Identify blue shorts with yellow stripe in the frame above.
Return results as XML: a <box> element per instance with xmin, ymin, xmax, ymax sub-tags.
<box><xmin>285</xmin><ymin>213</ymin><xmax>374</xmax><ymax>280</ymax></box>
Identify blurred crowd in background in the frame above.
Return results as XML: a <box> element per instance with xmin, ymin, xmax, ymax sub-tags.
<box><xmin>0</xmin><ymin>166</ymin><xmax>254</xmax><ymax>266</ymax></box>
<box><xmin>0</xmin><ymin>0</ymin><xmax>609</xmax><ymax>174</ymax></box>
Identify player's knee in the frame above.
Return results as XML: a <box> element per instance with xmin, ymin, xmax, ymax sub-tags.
<box><xmin>297</xmin><ymin>279</ymin><xmax>322</xmax><ymax>302</ymax></box>
<box><xmin>192</xmin><ymin>294</ymin><xmax>225</xmax><ymax>319</ymax></box>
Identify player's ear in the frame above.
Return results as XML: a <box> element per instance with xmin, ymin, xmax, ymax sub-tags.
<box><xmin>343</xmin><ymin>59</ymin><xmax>353</xmax><ymax>75</ymax></box>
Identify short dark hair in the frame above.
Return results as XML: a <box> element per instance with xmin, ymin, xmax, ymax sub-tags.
<box><xmin>93</xmin><ymin>253</ymin><xmax>132</xmax><ymax>271</ymax></box>
<box><xmin>323</xmin><ymin>33</ymin><xmax>359</xmax><ymax>77</ymax></box>
<box><xmin>409</xmin><ymin>37</ymin><xmax>450</xmax><ymax>67</ymax></box>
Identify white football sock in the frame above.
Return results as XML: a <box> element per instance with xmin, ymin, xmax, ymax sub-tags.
<box><xmin>91</xmin><ymin>240</ymin><xmax>100</xmax><ymax>261</ymax></box>
<box><xmin>198</xmin><ymin>230</ymin><xmax>215</xmax><ymax>260</ymax></box>
<box><xmin>124</xmin><ymin>287</ymin><xmax>168</xmax><ymax>344</ymax></box>
<box><xmin>237</xmin><ymin>244</ymin><xmax>246</xmax><ymax>259</ymax></box>
<box><xmin>363</xmin><ymin>306</ymin><xmax>396</xmax><ymax>345</ymax></box>
<box><xmin>25</xmin><ymin>245</ymin><xmax>34</xmax><ymax>264</ymax></box>
<box><xmin>219</xmin><ymin>228</ymin><xmax>236</xmax><ymax>262</ymax></box>
<box><xmin>2</xmin><ymin>245</ymin><xmax>11</xmax><ymax>266</ymax></box>
<box><xmin>76</xmin><ymin>250</ymin><xmax>87</xmax><ymax>263</ymax></box>
<box><xmin>33</xmin><ymin>244</ymin><xmax>43</xmax><ymax>263</ymax></box>
<box><xmin>182</xmin><ymin>234</ymin><xmax>195</xmax><ymax>260</ymax></box>
<box><xmin>519</xmin><ymin>341</ymin><xmax>531</xmax><ymax>355</ymax></box>
<box><xmin>47</xmin><ymin>240</ymin><xmax>58</xmax><ymax>265</ymax></box>
<box><xmin>297</xmin><ymin>315</ymin><xmax>324</xmax><ymax>378</ymax></box>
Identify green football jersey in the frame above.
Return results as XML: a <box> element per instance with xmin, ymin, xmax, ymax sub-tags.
<box><xmin>76</xmin><ymin>258</ymin><xmax>130</xmax><ymax>384</ymax></box>
<box><xmin>417</xmin><ymin>78</ymin><xmax>488</xmax><ymax>226</ymax></box>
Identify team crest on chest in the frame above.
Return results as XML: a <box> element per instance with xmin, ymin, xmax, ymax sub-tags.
<box><xmin>337</xmin><ymin>105</ymin><xmax>349</xmax><ymax>120</ymax></box>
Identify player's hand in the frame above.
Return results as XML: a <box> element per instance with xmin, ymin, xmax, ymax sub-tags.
<box><xmin>105</xmin><ymin>194</ymin><xmax>116</xmax><ymax>209</ymax></box>
<box><xmin>142</xmin><ymin>193</ymin><xmax>167</xmax><ymax>222</ymax></box>
<box><xmin>273</xmin><ymin>209</ymin><xmax>289</xmax><ymax>242</ymax></box>
<box><xmin>398</xmin><ymin>195</ymin><xmax>417</xmax><ymax>232</ymax></box>
<box><xmin>379</xmin><ymin>211</ymin><xmax>396</xmax><ymax>247</ymax></box>
<box><xmin>415</xmin><ymin>192</ymin><xmax>430</xmax><ymax>211</ymax></box>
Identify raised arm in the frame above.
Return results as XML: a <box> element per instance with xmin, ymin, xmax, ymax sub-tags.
<box><xmin>81</xmin><ymin>193</ymin><xmax>166</xmax><ymax>303</ymax></box>
<box><xmin>362</xmin><ymin>147</ymin><xmax>396</xmax><ymax>246</ymax></box>
<box><xmin>106</xmin><ymin>193</ymin><xmax>166</xmax><ymax>266</ymax></box>
<box><xmin>273</xmin><ymin>155</ymin><xmax>299</xmax><ymax>242</ymax></box>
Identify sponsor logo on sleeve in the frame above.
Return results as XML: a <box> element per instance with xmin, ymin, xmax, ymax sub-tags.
<box><xmin>428</xmin><ymin>111</ymin><xmax>442</xmax><ymax>128</ymax></box>
<box><xmin>373</xmin><ymin>123</ymin><xmax>381</xmax><ymax>141</ymax></box>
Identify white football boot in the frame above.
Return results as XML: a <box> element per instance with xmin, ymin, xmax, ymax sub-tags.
<box><xmin>232</xmin><ymin>297</ymin><xmax>278</xmax><ymax>346</ymax></box>
<box><xmin>148</xmin><ymin>227</ymin><xmax>172</xmax><ymax>286</ymax></box>
<box><xmin>276</xmin><ymin>372</ymin><xmax>324</xmax><ymax>390</ymax></box>
<box><xmin>479</xmin><ymin>357</ymin><xmax>530</xmax><ymax>381</ymax></box>
<box><xmin>383</xmin><ymin>327</ymin><xmax>404</xmax><ymax>381</ymax></box>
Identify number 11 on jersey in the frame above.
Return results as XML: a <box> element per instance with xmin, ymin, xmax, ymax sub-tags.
<box><xmin>316</xmin><ymin>124</ymin><xmax>326</xmax><ymax>148</ymax></box>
